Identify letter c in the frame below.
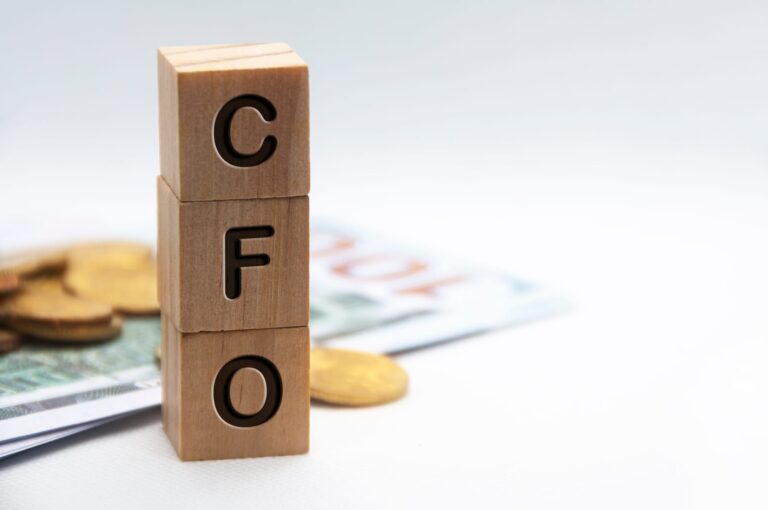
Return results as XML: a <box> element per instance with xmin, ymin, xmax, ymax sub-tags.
<box><xmin>213</xmin><ymin>95</ymin><xmax>277</xmax><ymax>167</ymax></box>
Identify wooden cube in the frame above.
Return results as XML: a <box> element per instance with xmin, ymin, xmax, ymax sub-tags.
<box><xmin>158</xmin><ymin>43</ymin><xmax>309</xmax><ymax>202</ymax></box>
<box><xmin>162</xmin><ymin>316</ymin><xmax>310</xmax><ymax>460</ymax></box>
<box><xmin>157</xmin><ymin>176</ymin><xmax>309</xmax><ymax>333</ymax></box>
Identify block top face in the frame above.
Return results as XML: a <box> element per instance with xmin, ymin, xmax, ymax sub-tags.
<box><xmin>158</xmin><ymin>43</ymin><xmax>306</xmax><ymax>73</ymax></box>
<box><xmin>158</xmin><ymin>43</ymin><xmax>309</xmax><ymax>202</ymax></box>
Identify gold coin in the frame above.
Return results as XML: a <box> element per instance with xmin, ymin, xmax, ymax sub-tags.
<box><xmin>0</xmin><ymin>272</ymin><xmax>20</xmax><ymax>295</ymax></box>
<box><xmin>0</xmin><ymin>248</ymin><xmax>67</xmax><ymax>278</ymax></box>
<box><xmin>0</xmin><ymin>329</ymin><xmax>21</xmax><ymax>353</ymax></box>
<box><xmin>8</xmin><ymin>314</ymin><xmax>122</xmax><ymax>342</ymax></box>
<box><xmin>67</xmin><ymin>242</ymin><xmax>153</xmax><ymax>271</ymax></box>
<box><xmin>24</xmin><ymin>276</ymin><xmax>67</xmax><ymax>294</ymax></box>
<box><xmin>310</xmin><ymin>348</ymin><xmax>408</xmax><ymax>406</ymax></box>
<box><xmin>65</xmin><ymin>242</ymin><xmax>157</xmax><ymax>312</ymax></box>
<box><xmin>64</xmin><ymin>265</ymin><xmax>158</xmax><ymax>315</ymax></box>
<box><xmin>4</xmin><ymin>276</ymin><xmax>114</xmax><ymax>325</ymax></box>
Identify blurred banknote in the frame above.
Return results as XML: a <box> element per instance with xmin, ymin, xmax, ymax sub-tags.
<box><xmin>309</xmin><ymin>220</ymin><xmax>566</xmax><ymax>353</ymax></box>
<box><xmin>0</xmin><ymin>219</ymin><xmax>565</xmax><ymax>457</ymax></box>
<box><xmin>0</xmin><ymin>318</ymin><xmax>160</xmax><ymax>450</ymax></box>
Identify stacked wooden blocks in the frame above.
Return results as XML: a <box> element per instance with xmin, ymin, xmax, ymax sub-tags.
<box><xmin>156</xmin><ymin>43</ymin><xmax>310</xmax><ymax>461</ymax></box>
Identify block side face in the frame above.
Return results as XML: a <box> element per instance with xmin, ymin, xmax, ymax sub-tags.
<box><xmin>284</xmin><ymin>195</ymin><xmax>310</xmax><ymax>323</ymax></box>
<box><xmin>174</xmin><ymin>60</ymin><xmax>309</xmax><ymax>201</ymax></box>
<box><xmin>156</xmin><ymin>177</ymin><xmax>181</xmax><ymax>325</ymax></box>
<box><xmin>176</xmin><ymin>195</ymin><xmax>309</xmax><ymax>333</ymax></box>
<box><xmin>161</xmin><ymin>314</ymin><xmax>183</xmax><ymax>457</ymax></box>
<box><xmin>158</xmin><ymin>53</ymin><xmax>181</xmax><ymax>197</ymax></box>
<box><xmin>177</xmin><ymin>326</ymin><xmax>310</xmax><ymax>460</ymax></box>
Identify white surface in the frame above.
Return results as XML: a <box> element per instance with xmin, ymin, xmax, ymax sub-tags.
<box><xmin>2</xmin><ymin>0</ymin><xmax>768</xmax><ymax>508</ymax></box>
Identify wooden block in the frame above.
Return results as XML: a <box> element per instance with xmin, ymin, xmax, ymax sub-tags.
<box><xmin>162</xmin><ymin>316</ymin><xmax>310</xmax><ymax>460</ymax></box>
<box><xmin>157</xmin><ymin>176</ymin><xmax>309</xmax><ymax>333</ymax></box>
<box><xmin>158</xmin><ymin>43</ymin><xmax>309</xmax><ymax>202</ymax></box>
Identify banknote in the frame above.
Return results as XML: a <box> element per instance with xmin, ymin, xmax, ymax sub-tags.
<box><xmin>0</xmin><ymin>415</ymin><xmax>131</xmax><ymax>459</ymax></box>
<box><xmin>0</xmin><ymin>318</ymin><xmax>160</xmax><ymax>443</ymax></box>
<box><xmin>309</xmin><ymin>220</ymin><xmax>567</xmax><ymax>353</ymax></box>
<box><xmin>0</xmin><ymin>218</ymin><xmax>565</xmax><ymax>456</ymax></box>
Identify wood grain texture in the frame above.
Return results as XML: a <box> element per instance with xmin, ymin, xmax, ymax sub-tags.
<box><xmin>229</xmin><ymin>367</ymin><xmax>267</xmax><ymax>415</ymax></box>
<box><xmin>161</xmin><ymin>316</ymin><xmax>310</xmax><ymax>461</ymax></box>
<box><xmin>157</xmin><ymin>43</ymin><xmax>309</xmax><ymax>202</ymax></box>
<box><xmin>157</xmin><ymin>176</ymin><xmax>309</xmax><ymax>333</ymax></box>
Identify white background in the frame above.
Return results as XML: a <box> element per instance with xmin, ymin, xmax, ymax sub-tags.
<box><xmin>1</xmin><ymin>1</ymin><xmax>768</xmax><ymax>508</ymax></box>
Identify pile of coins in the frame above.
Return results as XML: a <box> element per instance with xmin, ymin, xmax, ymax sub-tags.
<box><xmin>0</xmin><ymin>243</ymin><xmax>159</xmax><ymax>350</ymax></box>
<box><xmin>0</xmin><ymin>243</ymin><xmax>409</xmax><ymax>407</ymax></box>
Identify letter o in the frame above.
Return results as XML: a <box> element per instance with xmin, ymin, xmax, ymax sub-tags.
<box><xmin>212</xmin><ymin>356</ymin><xmax>282</xmax><ymax>428</ymax></box>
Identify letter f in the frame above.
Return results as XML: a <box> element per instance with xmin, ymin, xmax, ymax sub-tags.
<box><xmin>224</xmin><ymin>226</ymin><xmax>274</xmax><ymax>299</ymax></box>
